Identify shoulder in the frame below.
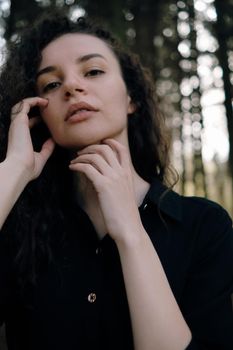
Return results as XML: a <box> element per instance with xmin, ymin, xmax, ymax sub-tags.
<box><xmin>181</xmin><ymin>193</ymin><xmax>231</xmax><ymax>216</ymax></box>
<box><xmin>146</xmin><ymin>178</ymin><xmax>232</xmax><ymax>241</ymax></box>
<box><xmin>147</xmin><ymin>178</ymin><xmax>232</xmax><ymax>226</ymax></box>
<box><xmin>181</xmin><ymin>194</ymin><xmax>228</xmax><ymax>212</ymax></box>
<box><xmin>150</xmin><ymin>180</ymin><xmax>233</xmax><ymax>253</ymax></box>
<box><xmin>176</xmin><ymin>195</ymin><xmax>233</xmax><ymax>274</ymax></box>
<box><xmin>179</xmin><ymin>194</ymin><xmax>232</xmax><ymax>232</ymax></box>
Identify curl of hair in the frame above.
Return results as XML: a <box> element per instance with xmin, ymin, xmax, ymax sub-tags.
<box><xmin>0</xmin><ymin>12</ymin><xmax>176</xmax><ymax>291</ymax></box>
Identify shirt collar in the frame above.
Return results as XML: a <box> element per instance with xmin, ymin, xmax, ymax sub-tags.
<box><xmin>142</xmin><ymin>178</ymin><xmax>182</xmax><ymax>222</ymax></box>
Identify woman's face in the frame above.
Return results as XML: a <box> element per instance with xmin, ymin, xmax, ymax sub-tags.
<box><xmin>36</xmin><ymin>33</ymin><xmax>134</xmax><ymax>149</ymax></box>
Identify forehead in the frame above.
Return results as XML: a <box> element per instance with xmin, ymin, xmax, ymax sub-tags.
<box><xmin>40</xmin><ymin>33</ymin><xmax>118</xmax><ymax>66</ymax></box>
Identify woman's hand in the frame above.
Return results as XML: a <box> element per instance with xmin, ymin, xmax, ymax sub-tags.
<box><xmin>69</xmin><ymin>139</ymin><xmax>144</xmax><ymax>244</ymax></box>
<box><xmin>6</xmin><ymin>97</ymin><xmax>55</xmax><ymax>182</ymax></box>
<box><xmin>0</xmin><ymin>97</ymin><xmax>55</xmax><ymax>228</ymax></box>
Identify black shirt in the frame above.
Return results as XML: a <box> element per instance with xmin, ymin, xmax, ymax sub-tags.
<box><xmin>0</xmin><ymin>178</ymin><xmax>233</xmax><ymax>349</ymax></box>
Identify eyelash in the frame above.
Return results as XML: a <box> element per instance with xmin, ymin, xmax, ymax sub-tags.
<box><xmin>85</xmin><ymin>68</ymin><xmax>105</xmax><ymax>77</ymax></box>
<box><xmin>41</xmin><ymin>69</ymin><xmax>105</xmax><ymax>93</ymax></box>
<box><xmin>42</xmin><ymin>82</ymin><xmax>61</xmax><ymax>93</ymax></box>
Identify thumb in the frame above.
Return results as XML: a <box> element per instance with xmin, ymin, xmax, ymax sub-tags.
<box><xmin>40</xmin><ymin>138</ymin><xmax>56</xmax><ymax>163</ymax></box>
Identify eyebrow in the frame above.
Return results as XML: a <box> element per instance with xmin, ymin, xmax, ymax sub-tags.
<box><xmin>36</xmin><ymin>53</ymin><xmax>107</xmax><ymax>79</ymax></box>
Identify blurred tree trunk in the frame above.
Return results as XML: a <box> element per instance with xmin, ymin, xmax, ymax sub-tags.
<box><xmin>82</xmin><ymin>0</ymin><xmax>127</xmax><ymax>41</ymax></box>
<box><xmin>214</xmin><ymin>0</ymin><xmax>233</xmax><ymax>179</ymax></box>
<box><xmin>127</xmin><ymin>0</ymin><xmax>162</xmax><ymax>76</ymax></box>
<box><xmin>186</xmin><ymin>0</ymin><xmax>207</xmax><ymax>196</ymax></box>
<box><xmin>175</xmin><ymin>3</ymin><xmax>189</xmax><ymax>195</ymax></box>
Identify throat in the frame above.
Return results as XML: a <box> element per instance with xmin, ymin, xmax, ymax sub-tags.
<box><xmin>85</xmin><ymin>205</ymin><xmax>108</xmax><ymax>240</ymax></box>
<box><xmin>73</xmin><ymin>174</ymin><xmax>107</xmax><ymax>239</ymax></box>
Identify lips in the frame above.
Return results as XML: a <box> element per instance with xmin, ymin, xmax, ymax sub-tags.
<box><xmin>65</xmin><ymin>102</ymin><xmax>98</xmax><ymax>121</ymax></box>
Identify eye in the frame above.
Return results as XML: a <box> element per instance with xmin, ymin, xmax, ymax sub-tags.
<box><xmin>42</xmin><ymin>81</ymin><xmax>61</xmax><ymax>93</ymax></box>
<box><xmin>85</xmin><ymin>69</ymin><xmax>105</xmax><ymax>77</ymax></box>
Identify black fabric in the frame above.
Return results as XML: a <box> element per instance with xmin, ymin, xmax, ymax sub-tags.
<box><xmin>0</xmin><ymin>178</ymin><xmax>233</xmax><ymax>349</ymax></box>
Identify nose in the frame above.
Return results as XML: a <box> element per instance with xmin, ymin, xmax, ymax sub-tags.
<box><xmin>63</xmin><ymin>77</ymin><xmax>87</xmax><ymax>98</ymax></box>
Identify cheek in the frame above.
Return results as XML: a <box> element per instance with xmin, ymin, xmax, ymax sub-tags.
<box><xmin>40</xmin><ymin>107</ymin><xmax>49</xmax><ymax>123</ymax></box>
<box><xmin>107</xmin><ymin>81</ymin><xmax>130</xmax><ymax>109</ymax></box>
<box><xmin>40</xmin><ymin>110</ymin><xmax>66</xmax><ymax>145</ymax></box>
<box><xmin>40</xmin><ymin>108</ymin><xmax>55</xmax><ymax>129</ymax></box>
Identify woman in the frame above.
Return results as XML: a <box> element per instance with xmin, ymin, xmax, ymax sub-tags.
<box><xmin>0</xmin><ymin>13</ymin><xmax>232</xmax><ymax>350</ymax></box>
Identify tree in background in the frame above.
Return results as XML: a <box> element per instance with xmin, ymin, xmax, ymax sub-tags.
<box><xmin>214</xmin><ymin>0</ymin><xmax>233</xmax><ymax>184</ymax></box>
<box><xmin>0</xmin><ymin>0</ymin><xmax>233</xmax><ymax>213</ymax></box>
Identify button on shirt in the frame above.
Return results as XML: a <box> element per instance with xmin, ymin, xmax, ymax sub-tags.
<box><xmin>0</xmin><ymin>178</ymin><xmax>233</xmax><ymax>349</ymax></box>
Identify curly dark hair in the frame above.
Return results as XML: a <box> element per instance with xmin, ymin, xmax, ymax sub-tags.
<box><xmin>0</xmin><ymin>12</ymin><xmax>174</xmax><ymax>289</ymax></box>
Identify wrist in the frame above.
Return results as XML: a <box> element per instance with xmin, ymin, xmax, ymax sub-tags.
<box><xmin>115</xmin><ymin>223</ymin><xmax>147</xmax><ymax>251</ymax></box>
<box><xmin>2</xmin><ymin>157</ymin><xmax>32</xmax><ymax>187</ymax></box>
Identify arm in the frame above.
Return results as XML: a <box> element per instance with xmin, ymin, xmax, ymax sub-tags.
<box><xmin>116</xmin><ymin>227</ymin><xmax>191</xmax><ymax>350</ymax></box>
<box><xmin>69</xmin><ymin>139</ymin><xmax>191</xmax><ymax>350</ymax></box>
<box><xmin>0</xmin><ymin>159</ymin><xmax>31</xmax><ymax>229</ymax></box>
<box><xmin>0</xmin><ymin>97</ymin><xmax>55</xmax><ymax>229</ymax></box>
<box><xmin>181</xmin><ymin>202</ymin><xmax>233</xmax><ymax>349</ymax></box>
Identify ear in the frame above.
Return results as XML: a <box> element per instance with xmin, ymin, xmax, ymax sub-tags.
<box><xmin>127</xmin><ymin>95</ymin><xmax>136</xmax><ymax>115</ymax></box>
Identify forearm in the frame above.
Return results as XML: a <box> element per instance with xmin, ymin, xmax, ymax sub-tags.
<box><xmin>0</xmin><ymin>159</ymin><xmax>29</xmax><ymax>229</ymax></box>
<box><xmin>117</xmin><ymin>227</ymin><xmax>192</xmax><ymax>350</ymax></box>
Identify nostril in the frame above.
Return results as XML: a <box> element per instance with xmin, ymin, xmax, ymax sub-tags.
<box><xmin>64</xmin><ymin>86</ymin><xmax>84</xmax><ymax>97</ymax></box>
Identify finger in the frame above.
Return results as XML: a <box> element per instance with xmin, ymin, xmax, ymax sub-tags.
<box><xmin>69</xmin><ymin>162</ymin><xmax>103</xmax><ymax>187</ymax></box>
<box><xmin>102</xmin><ymin>139</ymin><xmax>130</xmax><ymax>168</ymax></box>
<box><xmin>70</xmin><ymin>153</ymin><xmax>112</xmax><ymax>175</ymax></box>
<box><xmin>11</xmin><ymin>100</ymin><xmax>25</xmax><ymax>117</ymax></box>
<box><xmin>39</xmin><ymin>138</ymin><xmax>55</xmax><ymax>162</ymax></box>
<box><xmin>11</xmin><ymin>97</ymin><xmax>48</xmax><ymax>121</ymax></box>
<box><xmin>78</xmin><ymin>144</ymin><xmax>120</xmax><ymax>168</ymax></box>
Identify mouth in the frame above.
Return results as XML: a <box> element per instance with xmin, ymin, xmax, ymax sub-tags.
<box><xmin>65</xmin><ymin>102</ymin><xmax>98</xmax><ymax>121</ymax></box>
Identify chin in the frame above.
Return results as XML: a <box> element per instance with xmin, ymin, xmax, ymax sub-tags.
<box><xmin>55</xmin><ymin>138</ymin><xmax>101</xmax><ymax>150</ymax></box>
<box><xmin>54</xmin><ymin>128</ymin><xmax>125</xmax><ymax>149</ymax></box>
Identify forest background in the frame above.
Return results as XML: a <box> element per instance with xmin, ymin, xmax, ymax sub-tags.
<box><xmin>0</xmin><ymin>0</ymin><xmax>233</xmax><ymax>348</ymax></box>
<box><xmin>0</xmin><ymin>0</ymin><xmax>233</xmax><ymax>214</ymax></box>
